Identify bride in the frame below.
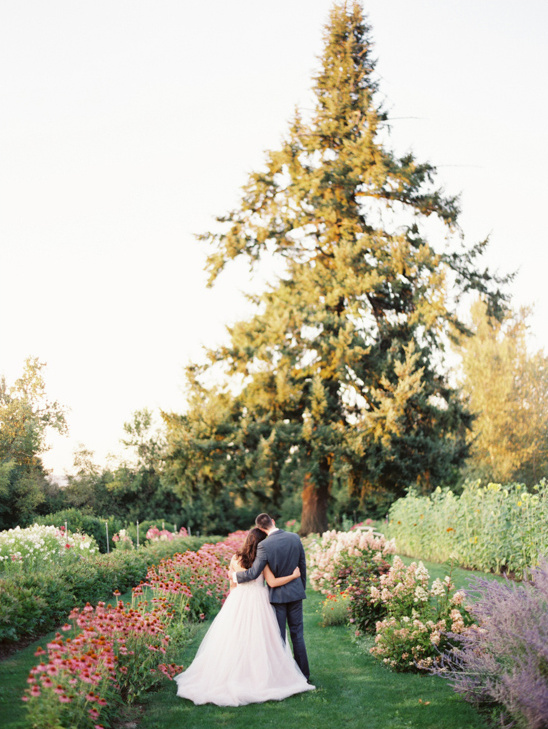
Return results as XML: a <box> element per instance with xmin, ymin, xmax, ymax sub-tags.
<box><xmin>175</xmin><ymin>528</ymin><xmax>315</xmax><ymax>706</ymax></box>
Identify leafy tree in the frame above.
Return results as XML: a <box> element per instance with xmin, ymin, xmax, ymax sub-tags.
<box><xmin>457</xmin><ymin>300</ymin><xmax>548</xmax><ymax>485</ymax></box>
<box><xmin>120</xmin><ymin>408</ymin><xmax>165</xmax><ymax>471</ymax></box>
<box><xmin>164</xmin><ymin>2</ymin><xmax>506</xmax><ymax>533</ymax></box>
<box><xmin>0</xmin><ymin>357</ymin><xmax>67</xmax><ymax>467</ymax></box>
<box><xmin>0</xmin><ymin>357</ymin><xmax>67</xmax><ymax>528</ymax></box>
<box><xmin>63</xmin><ymin>446</ymin><xmax>114</xmax><ymax>515</ymax></box>
<box><xmin>63</xmin><ymin>411</ymin><xmax>184</xmax><ymax>524</ymax></box>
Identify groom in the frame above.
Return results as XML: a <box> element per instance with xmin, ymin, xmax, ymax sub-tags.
<box><xmin>232</xmin><ymin>513</ymin><xmax>310</xmax><ymax>681</ymax></box>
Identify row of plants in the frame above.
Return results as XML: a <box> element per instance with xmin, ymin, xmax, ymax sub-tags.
<box><xmin>0</xmin><ymin>524</ymin><xmax>98</xmax><ymax>573</ymax></box>
<box><xmin>0</xmin><ymin>534</ymin><xmax>216</xmax><ymax>643</ymax></box>
<box><xmin>34</xmin><ymin>509</ymin><xmax>193</xmax><ymax>554</ymax></box>
<box><xmin>21</xmin><ymin>531</ymin><xmax>247</xmax><ymax>729</ymax></box>
<box><xmin>307</xmin><ymin>526</ymin><xmax>548</xmax><ymax>729</ymax></box>
<box><xmin>386</xmin><ymin>480</ymin><xmax>548</xmax><ymax>577</ymax></box>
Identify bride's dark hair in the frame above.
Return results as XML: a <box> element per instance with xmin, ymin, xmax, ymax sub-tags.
<box><xmin>235</xmin><ymin>527</ymin><xmax>267</xmax><ymax>569</ymax></box>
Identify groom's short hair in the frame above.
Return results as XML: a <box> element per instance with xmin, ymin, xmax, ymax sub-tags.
<box><xmin>255</xmin><ymin>513</ymin><xmax>274</xmax><ymax>531</ymax></box>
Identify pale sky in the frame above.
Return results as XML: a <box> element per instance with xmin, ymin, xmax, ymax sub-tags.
<box><xmin>1</xmin><ymin>1</ymin><xmax>547</xmax><ymax>475</ymax></box>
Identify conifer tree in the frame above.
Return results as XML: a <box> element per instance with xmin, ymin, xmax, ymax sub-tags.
<box><xmin>164</xmin><ymin>2</ymin><xmax>506</xmax><ymax>533</ymax></box>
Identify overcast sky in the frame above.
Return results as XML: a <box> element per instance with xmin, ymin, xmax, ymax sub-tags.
<box><xmin>1</xmin><ymin>0</ymin><xmax>547</xmax><ymax>474</ymax></box>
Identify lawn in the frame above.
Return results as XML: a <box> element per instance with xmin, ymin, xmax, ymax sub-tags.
<box><xmin>0</xmin><ymin>559</ymin><xmax>496</xmax><ymax>729</ymax></box>
<box><xmin>138</xmin><ymin>561</ymin><xmax>491</xmax><ymax>729</ymax></box>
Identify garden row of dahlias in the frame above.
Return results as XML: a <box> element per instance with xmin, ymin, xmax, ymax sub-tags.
<box><xmin>0</xmin><ymin>522</ymin><xmax>217</xmax><ymax>643</ymax></box>
<box><xmin>386</xmin><ymin>480</ymin><xmax>548</xmax><ymax>578</ymax></box>
<box><xmin>21</xmin><ymin>531</ymin><xmax>247</xmax><ymax>729</ymax></box>
<box><xmin>307</xmin><ymin>527</ymin><xmax>548</xmax><ymax>729</ymax></box>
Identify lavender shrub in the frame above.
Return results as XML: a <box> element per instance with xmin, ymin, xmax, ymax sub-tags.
<box><xmin>438</xmin><ymin>558</ymin><xmax>548</xmax><ymax>729</ymax></box>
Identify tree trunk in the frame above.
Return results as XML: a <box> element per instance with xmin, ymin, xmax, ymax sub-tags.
<box><xmin>300</xmin><ymin>462</ymin><xmax>330</xmax><ymax>535</ymax></box>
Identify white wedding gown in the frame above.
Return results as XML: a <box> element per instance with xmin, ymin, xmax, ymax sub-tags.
<box><xmin>175</xmin><ymin>569</ymin><xmax>314</xmax><ymax>706</ymax></box>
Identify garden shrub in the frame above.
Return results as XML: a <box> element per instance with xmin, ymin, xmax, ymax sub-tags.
<box><xmin>307</xmin><ymin>528</ymin><xmax>396</xmax><ymax>594</ymax></box>
<box><xmin>438</xmin><ymin>558</ymin><xmax>548</xmax><ymax>729</ymax></box>
<box><xmin>367</xmin><ymin>556</ymin><xmax>471</xmax><ymax>671</ymax></box>
<box><xmin>34</xmin><ymin>509</ymin><xmax>124</xmax><ymax>553</ymax></box>
<box><xmin>0</xmin><ymin>572</ymin><xmax>75</xmax><ymax>640</ymax></box>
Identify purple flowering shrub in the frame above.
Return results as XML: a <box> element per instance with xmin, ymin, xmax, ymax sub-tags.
<box><xmin>438</xmin><ymin>558</ymin><xmax>548</xmax><ymax>729</ymax></box>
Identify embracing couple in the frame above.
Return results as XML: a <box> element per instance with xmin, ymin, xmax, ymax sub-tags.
<box><xmin>175</xmin><ymin>513</ymin><xmax>314</xmax><ymax>707</ymax></box>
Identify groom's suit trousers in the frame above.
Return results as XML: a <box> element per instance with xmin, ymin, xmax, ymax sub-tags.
<box><xmin>273</xmin><ymin>600</ymin><xmax>310</xmax><ymax>680</ymax></box>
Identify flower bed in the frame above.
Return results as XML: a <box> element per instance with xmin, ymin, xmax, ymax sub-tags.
<box><xmin>0</xmin><ymin>536</ymin><xmax>216</xmax><ymax>643</ymax></box>
<box><xmin>307</xmin><ymin>527</ymin><xmax>471</xmax><ymax>672</ymax></box>
<box><xmin>21</xmin><ymin>531</ymin><xmax>247</xmax><ymax>728</ymax></box>
<box><xmin>0</xmin><ymin>524</ymin><xmax>98</xmax><ymax>573</ymax></box>
<box><xmin>145</xmin><ymin>526</ymin><xmax>189</xmax><ymax>542</ymax></box>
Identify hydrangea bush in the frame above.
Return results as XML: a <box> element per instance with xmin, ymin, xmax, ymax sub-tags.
<box><xmin>307</xmin><ymin>528</ymin><xmax>396</xmax><ymax>594</ymax></box>
<box><xmin>368</xmin><ymin>556</ymin><xmax>471</xmax><ymax>671</ymax></box>
<box><xmin>0</xmin><ymin>524</ymin><xmax>98</xmax><ymax>572</ymax></box>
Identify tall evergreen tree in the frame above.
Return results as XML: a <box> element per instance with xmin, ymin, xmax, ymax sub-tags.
<box><xmin>164</xmin><ymin>2</ymin><xmax>506</xmax><ymax>533</ymax></box>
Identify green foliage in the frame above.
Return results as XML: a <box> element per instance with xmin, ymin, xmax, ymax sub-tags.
<box><xmin>34</xmin><ymin>508</ymin><xmax>124</xmax><ymax>553</ymax></box>
<box><xmin>165</xmin><ymin>2</ymin><xmax>506</xmax><ymax>535</ymax></box>
<box><xmin>0</xmin><ymin>536</ymin><xmax>211</xmax><ymax>642</ymax></box>
<box><xmin>0</xmin><ymin>358</ymin><xmax>68</xmax><ymax>530</ymax></box>
<box><xmin>387</xmin><ymin>480</ymin><xmax>548</xmax><ymax>577</ymax></box>
<box><xmin>319</xmin><ymin>588</ymin><xmax>351</xmax><ymax>626</ymax></box>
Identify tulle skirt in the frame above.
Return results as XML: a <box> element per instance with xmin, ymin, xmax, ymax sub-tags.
<box><xmin>175</xmin><ymin>579</ymin><xmax>314</xmax><ymax>706</ymax></box>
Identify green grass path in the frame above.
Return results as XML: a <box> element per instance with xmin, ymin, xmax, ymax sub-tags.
<box><xmin>0</xmin><ymin>560</ymin><xmax>493</xmax><ymax>729</ymax></box>
<box><xmin>139</xmin><ymin>576</ymin><xmax>489</xmax><ymax>729</ymax></box>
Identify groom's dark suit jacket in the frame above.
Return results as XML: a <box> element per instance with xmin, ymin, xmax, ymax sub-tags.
<box><xmin>236</xmin><ymin>529</ymin><xmax>307</xmax><ymax>603</ymax></box>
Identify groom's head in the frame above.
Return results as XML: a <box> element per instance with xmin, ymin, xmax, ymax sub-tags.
<box><xmin>255</xmin><ymin>513</ymin><xmax>275</xmax><ymax>533</ymax></box>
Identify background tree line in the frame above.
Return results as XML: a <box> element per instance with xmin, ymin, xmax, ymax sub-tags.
<box><xmin>3</xmin><ymin>3</ymin><xmax>548</xmax><ymax>536</ymax></box>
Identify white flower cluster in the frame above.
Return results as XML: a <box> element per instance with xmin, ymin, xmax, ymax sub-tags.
<box><xmin>0</xmin><ymin>524</ymin><xmax>98</xmax><ymax>570</ymax></box>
